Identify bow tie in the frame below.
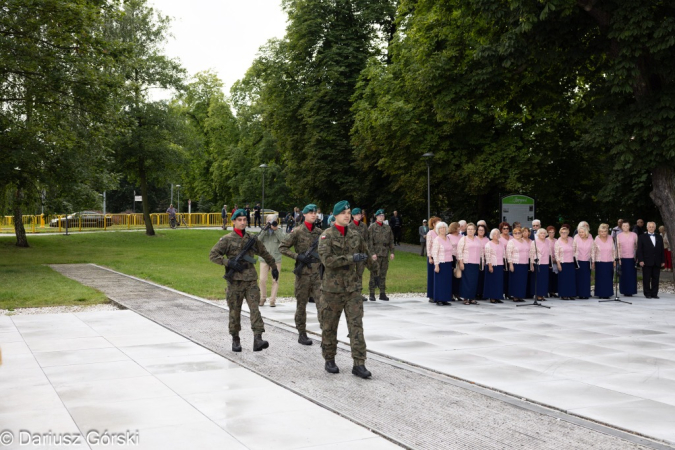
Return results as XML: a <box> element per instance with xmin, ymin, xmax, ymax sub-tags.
<box><xmin>649</xmin><ymin>233</ymin><xmax>655</xmax><ymax>236</ymax></box>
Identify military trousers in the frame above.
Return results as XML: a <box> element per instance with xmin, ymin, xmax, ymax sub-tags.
<box><xmin>355</xmin><ymin>262</ymin><xmax>366</xmax><ymax>292</ymax></box>
<box><xmin>320</xmin><ymin>290</ymin><xmax>366</xmax><ymax>365</ymax></box>
<box><xmin>226</xmin><ymin>280</ymin><xmax>265</xmax><ymax>336</ymax></box>
<box><xmin>369</xmin><ymin>256</ymin><xmax>390</xmax><ymax>294</ymax></box>
<box><xmin>294</xmin><ymin>271</ymin><xmax>321</xmax><ymax>333</ymax></box>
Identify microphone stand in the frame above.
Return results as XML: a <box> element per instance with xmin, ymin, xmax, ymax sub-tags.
<box><xmin>600</xmin><ymin>233</ymin><xmax>632</xmax><ymax>305</ymax></box>
<box><xmin>518</xmin><ymin>237</ymin><xmax>550</xmax><ymax>309</ymax></box>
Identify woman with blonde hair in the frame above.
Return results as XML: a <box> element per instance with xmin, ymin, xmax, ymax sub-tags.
<box><xmin>426</xmin><ymin>216</ymin><xmax>441</xmax><ymax>302</ymax></box>
<box><xmin>476</xmin><ymin>224</ymin><xmax>490</xmax><ymax>300</ymax></box>
<box><xmin>530</xmin><ymin>228</ymin><xmax>551</xmax><ymax>301</ymax></box>
<box><xmin>430</xmin><ymin>221</ymin><xmax>453</xmax><ymax>305</ymax></box>
<box><xmin>593</xmin><ymin>223</ymin><xmax>616</xmax><ymax>299</ymax></box>
<box><xmin>506</xmin><ymin>227</ymin><xmax>530</xmax><ymax>302</ymax></box>
<box><xmin>457</xmin><ymin>223</ymin><xmax>481</xmax><ymax>305</ymax></box>
<box><xmin>574</xmin><ymin>223</ymin><xmax>593</xmax><ymax>299</ymax></box>
<box><xmin>546</xmin><ymin>226</ymin><xmax>558</xmax><ymax>297</ymax></box>
<box><xmin>448</xmin><ymin>222</ymin><xmax>462</xmax><ymax>300</ymax></box>
<box><xmin>555</xmin><ymin>226</ymin><xmax>577</xmax><ymax>300</ymax></box>
<box><xmin>499</xmin><ymin>222</ymin><xmax>512</xmax><ymax>299</ymax></box>
<box><xmin>617</xmin><ymin>220</ymin><xmax>637</xmax><ymax>296</ymax></box>
<box><xmin>483</xmin><ymin>229</ymin><xmax>505</xmax><ymax>303</ymax></box>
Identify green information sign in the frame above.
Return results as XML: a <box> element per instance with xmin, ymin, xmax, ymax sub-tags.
<box><xmin>501</xmin><ymin>195</ymin><xmax>535</xmax><ymax>228</ymax></box>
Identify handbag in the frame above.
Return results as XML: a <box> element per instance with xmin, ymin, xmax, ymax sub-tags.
<box><xmin>453</xmin><ymin>260</ymin><xmax>462</xmax><ymax>278</ymax></box>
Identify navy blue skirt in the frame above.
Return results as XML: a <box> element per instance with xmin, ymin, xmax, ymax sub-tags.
<box><xmin>525</xmin><ymin>267</ymin><xmax>533</xmax><ymax>298</ymax></box>
<box><xmin>558</xmin><ymin>262</ymin><xmax>577</xmax><ymax>297</ymax></box>
<box><xmin>477</xmin><ymin>266</ymin><xmax>486</xmax><ymax>298</ymax></box>
<box><xmin>619</xmin><ymin>258</ymin><xmax>637</xmax><ymax>295</ymax></box>
<box><xmin>427</xmin><ymin>261</ymin><xmax>435</xmax><ymax>299</ymax></box>
<box><xmin>461</xmin><ymin>263</ymin><xmax>480</xmax><ymax>300</ymax></box>
<box><xmin>576</xmin><ymin>260</ymin><xmax>591</xmax><ymax>297</ymax></box>
<box><xmin>433</xmin><ymin>262</ymin><xmax>453</xmax><ymax>303</ymax></box>
<box><xmin>548</xmin><ymin>266</ymin><xmax>558</xmax><ymax>295</ymax></box>
<box><xmin>594</xmin><ymin>261</ymin><xmax>614</xmax><ymax>297</ymax></box>
<box><xmin>483</xmin><ymin>266</ymin><xmax>504</xmax><ymax>300</ymax></box>
<box><xmin>509</xmin><ymin>264</ymin><xmax>529</xmax><ymax>298</ymax></box>
<box><xmin>531</xmin><ymin>264</ymin><xmax>549</xmax><ymax>297</ymax></box>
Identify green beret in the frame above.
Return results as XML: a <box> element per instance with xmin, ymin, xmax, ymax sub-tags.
<box><xmin>302</xmin><ymin>204</ymin><xmax>318</xmax><ymax>214</ymax></box>
<box><xmin>351</xmin><ymin>207</ymin><xmax>362</xmax><ymax>215</ymax></box>
<box><xmin>375</xmin><ymin>209</ymin><xmax>385</xmax><ymax>216</ymax></box>
<box><xmin>231</xmin><ymin>209</ymin><xmax>246</xmax><ymax>220</ymax></box>
<box><xmin>332</xmin><ymin>200</ymin><xmax>350</xmax><ymax>216</ymax></box>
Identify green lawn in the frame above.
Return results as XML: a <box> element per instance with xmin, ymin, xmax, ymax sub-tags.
<box><xmin>0</xmin><ymin>230</ymin><xmax>427</xmax><ymax>309</ymax></box>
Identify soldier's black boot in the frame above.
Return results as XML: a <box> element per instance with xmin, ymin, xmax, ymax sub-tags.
<box><xmin>325</xmin><ymin>360</ymin><xmax>339</xmax><ymax>374</ymax></box>
<box><xmin>253</xmin><ymin>334</ymin><xmax>269</xmax><ymax>351</ymax></box>
<box><xmin>298</xmin><ymin>332</ymin><xmax>312</xmax><ymax>346</ymax></box>
<box><xmin>369</xmin><ymin>292</ymin><xmax>376</xmax><ymax>301</ymax></box>
<box><xmin>379</xmin><ymin>292</ymin><xmax>390</xmax><ymax>301</ymax></box>
<box><xmin>352</xmin><ymin>365</ymin><xmax>372</xmax><ymax>379</ymax></box>
<box><xmin>232</xmin><ymin>335</ymin><xmax>242</xmax><ymax>353</ymax></box>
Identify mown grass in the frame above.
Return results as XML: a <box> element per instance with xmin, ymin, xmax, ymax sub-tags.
<box><xmin>0</xmin><ymin>230</ymin><xmax>426</xmax><ymax>308</ymax></box>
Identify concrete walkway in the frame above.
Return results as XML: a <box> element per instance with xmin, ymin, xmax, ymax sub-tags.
<box><xmin>0</xmin><ymin>311</ymin><xmax>398</xmax><ymax>450</ymax></box>
<box><xmin>261</xmin><ymin>294</ymin><xmax>675</xmax><ymax>445</ymax></box>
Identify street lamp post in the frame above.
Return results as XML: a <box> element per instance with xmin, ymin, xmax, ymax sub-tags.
<box><xmin>259</xmin><ymin>164</ymin><xmax>268</xmax><ymax>225</ymax></box>
<box><xmin>176</xmin><ymin>185</ymin><xmax>181</xmax><ymax>215</ymax></box>
<box><xmin>422</xmin><ymin>153</ymin><xmax>434</xmax><ymax>220</ymax></box>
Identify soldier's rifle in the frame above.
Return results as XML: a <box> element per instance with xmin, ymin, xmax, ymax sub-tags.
<box><xmin>224</xmin><ymin>222</ymin><xmax>272</xmax><ymax>282</ymax></box>
<box><xmin>293</xmin><ymin>236</ymin><xmax>321</xmax><ymax>276</ymax></box>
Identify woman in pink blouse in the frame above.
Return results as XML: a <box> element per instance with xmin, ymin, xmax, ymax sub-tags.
<box><xmin>546</xmin><ymin>226</ymin><xmax>558</xmax><ymax>297</ymax></box>
<box><xmin>530</xmin><ymin>228</ymin><xmax>551</xmax><ymax>301</ymax></box>
<box><xmin>592</xmin><ymin>224</ymin><xmax>617</xmax><ymax>299</ymax></box>
<box><xmin>426</xmin><ymin>217</ymin><xmax>440</xmax><ymax>303</ymax></box>
<box><xmin>430</xmin><ymin>222</ymin><xmax>453</xmax><ymax>305</ymax></box>
<box><xmin>457</xmin><ymin>223</ymin><xmax>482</xmax><ymax>305</ymax></box>
<box><xmin>483</xmin><ymin>229</ymin><xmax>505</xmax><ymax>303</ymax></box>
<box><xmin>506</xmin><ymin>227</ymin><xmax>530</xmax><ymax>302</ymax></box>
<box><xmin>499</xmin><ymin>221</ymin><xmax>512</xmax><ymax>299</ymax></box>
<box><xmin>555</xmin><ymin>226</ymin><xmax>577</xmax><ymax>300</ymax></box>
<box><xmin>616</xmin><ymin>221</ymin><xmax>638</xmax><ymax>296</ymax></box>
<box><xmin>476</xmin><ymin>224</ymin><xmax>490</xmax><ymax>300</ymax></box>
<box><xmin>574</xmin><ymin>224</ymin><xmax>593</xmax><ymax>299</ymax></box>
<box><xmin>448</xmin><ymin>222</ymin><xmax>462</xmax><ymax>301</ymax></box>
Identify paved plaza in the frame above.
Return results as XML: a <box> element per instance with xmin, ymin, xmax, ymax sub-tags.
<box><xmin>2</xmin><ymin>263</ymin><xmax>674</xmax><ymax>449</ymax></box>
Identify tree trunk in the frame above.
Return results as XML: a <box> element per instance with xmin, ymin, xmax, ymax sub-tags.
<box><xmin>139</xmin><ymin>164</ymin><xmax>155</xmax><ymax>236</ymax></box>
<box><xmin>649</xmin><ymin>166</ymin><xmax>675</xmax><ymax>284</ymax></box>
<box><xmin>13</xmin><ymin>188</ymin><xmax>29</xmax><ymax>247</ymax></box>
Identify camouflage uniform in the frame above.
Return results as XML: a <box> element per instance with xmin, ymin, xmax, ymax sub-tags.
<box><xmin>318</xmin><ymin>225</ymin><xmax>372</xmax><ymax>365</ymax></box>
<box><xmin>209</xmin><ymin>231</ymin><xmax>277</xmax><ymax>336</ymax></box>
<box><xmin>349</xmin><ymin>220</ymin><xmax>371</xmax><ymax>292</ymax></box>
<box><xmin>368</xmin><ymin>222</ymin><xmax>395</xmax><ymax>295</ymax></box>
<box><xmin>279</xmin><ymin>223</ymin><xmax>323</xmax><ymax>333</ymax></box>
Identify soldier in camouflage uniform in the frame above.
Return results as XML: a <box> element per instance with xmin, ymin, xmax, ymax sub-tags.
<box><xmin>279</xmin><ymin>204</ymin><xmax>323</xmax><ymax>346</ymax></box>
<box><xmin>348</xmin><ymin>207</ymin><xmax>372</xmax><ymax>301</ymax></box>
<box><xmin>368</xmin><ymin>209</ymin><xmax>395</xmax><ymax>301</ymax></box>
<box><xmin>209</xmin><ymin>209</ymin><xmax>279</xmax><ymax>352</ymax></box>
<box><xmin>318</xmin><ymin>200</ymin><xmax>375</xmax><ymax>379</ymax></box>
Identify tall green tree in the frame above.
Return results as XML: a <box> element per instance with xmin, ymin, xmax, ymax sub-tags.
<box><xmin>107</xmin><ymin>0</ymin><xmax>186</xmax><ymax>236</ymax></box>
<box><xmin>1</xmin><ymin>0</ymin><xmax>124</xmax><ymax>246</ymax></box>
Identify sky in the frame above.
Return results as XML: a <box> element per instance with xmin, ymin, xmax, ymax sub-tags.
<box><xmin>149</xmin><ymin>0</ymin><xmax>288</xmax><ymax>99</ymax></box>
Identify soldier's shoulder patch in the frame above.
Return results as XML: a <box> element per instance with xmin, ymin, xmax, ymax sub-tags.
<box><xmin>321</xmin><ymin>235</ymin><xmax>327</xmax><ymax>239</ymax></box>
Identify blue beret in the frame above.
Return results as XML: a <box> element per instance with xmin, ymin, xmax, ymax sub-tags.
<box><xmin>232</xmin><ymin>209</ymin><xmax>246</xmax><ymax>220</ymax></box>
<box><xmin>302</xmin><ymin>204</ymin><xmax>318</xmax><ymax>214</ymax></box>
<box><xmin>332</xmin><ymin>200</ymin><xmax>350</xmax><ymax>216</ymax></box>
<box><xmin>351</xmin><ymin>207</ymin><xmax>362</xmax><ymax>215</ymax></box>
<box><xmin>375</xmin><ymin>209</ymin><xmax>385</xmax><ymax>216</ymax></box>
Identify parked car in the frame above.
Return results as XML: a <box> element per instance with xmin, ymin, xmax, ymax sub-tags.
<box><xmin>49</xmin><ymin>211</ymin><xmax>112</xmax><ymax>228</ymax></box>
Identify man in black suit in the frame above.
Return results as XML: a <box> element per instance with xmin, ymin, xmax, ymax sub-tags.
<box><xmin>633</xmin><ymin>218</ymin><xmax>645</xmax><ymax>236</ymax></box>
<box><xmin>637</xmin><ymin>221</ymin><xmax>666</xmax><ymax>298</ymax></box>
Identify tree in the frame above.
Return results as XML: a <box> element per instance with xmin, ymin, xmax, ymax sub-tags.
<box><xmin>107</xmin><ymin>0</ymin><xmax>186</xmax><ymax>236</ymax></box>
<box><xmin>1</xmin><ymin>0</ymin><xmax>125</xmax><ymax>246</ymax></box>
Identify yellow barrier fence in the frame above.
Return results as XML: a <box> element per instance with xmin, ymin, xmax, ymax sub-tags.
<box><xmin>0</xmin><ymin>213</ymin><xmax>232</xmax><ymax>233</ymax></box>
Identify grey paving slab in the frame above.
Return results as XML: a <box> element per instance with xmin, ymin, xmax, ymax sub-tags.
<box><xmin>48</xmin><ymin>263</ymin><xmax>672</xmax><ymax>449</ymax></box>
<box><xmin>34</xmin><ymin>347</ymin><xmax>130</xmax><ymax>368</ymax></box>
<box><xmin>54</xmin><ymin>375</ymin><xmax>177</xmax><ymax>408</ymax></box>
<box><xmin>124</xmin><ymin>421</ymin><xmax>248</xmax><ymax>450</ymax></box>
<box><xmin>42</xmin><ymin>360</ymin><xmax>150</xmax><ymax>387</ymax></box>
<box><xmin>26</xmin><ymin>336</ymin><xmax>114</xmax><ymax>353</ymax></box>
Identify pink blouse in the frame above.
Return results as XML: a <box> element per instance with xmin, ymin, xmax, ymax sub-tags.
<box><xmin>616</xmin><ymin>232</ymin><xmax>637</xmax><ymax>259</ymax></box>
<box><xmin>457</xmin><ymin>236</ymin><xmax>483</xmax><ymax>264</ymax></box>
<box><xmin>448</xmin><ymin>233</ymin><xmax>461</xmax><ymax>257</ymax></box>
<box><xmin>426</xmin><ymin>230</ymin><xmax>438</xmax><ymax>257</ymax></box>
<box><xmin>530</xmin><ymin>238</ymin><xmax>551</xmax><ymax>264</ymax></box>
<box><xmin>484</xmin><ymin>241</ymin><xmax>505</xmax><ymax>266</ymax></box>
<box><xmin>499</xmin><ymin>235</ymin><xmax>512</xmax><ymax>251</ymax></box>
<box><xmin>592</xmin><ymin>236</ymin><xmax>617</xmax><ymax>262</ymax></box>
<box><xmin>506</xmin><ymin>239</ymin><xmax>531</xmax><ymax>264</ymax></box>
<box><xmin>431</xmin><ymin>236</ymin><xmax>454</xmax><ymax>265</ymax></box>
<box><xmin>574</xmin><ymin>235</ymin><xmax>593</xmax><ymax>261</ymax></box>
<box><xmin>555</xmin><ymin>238</ymin><xmax>575</xmax><ymax>263</ymax></box>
